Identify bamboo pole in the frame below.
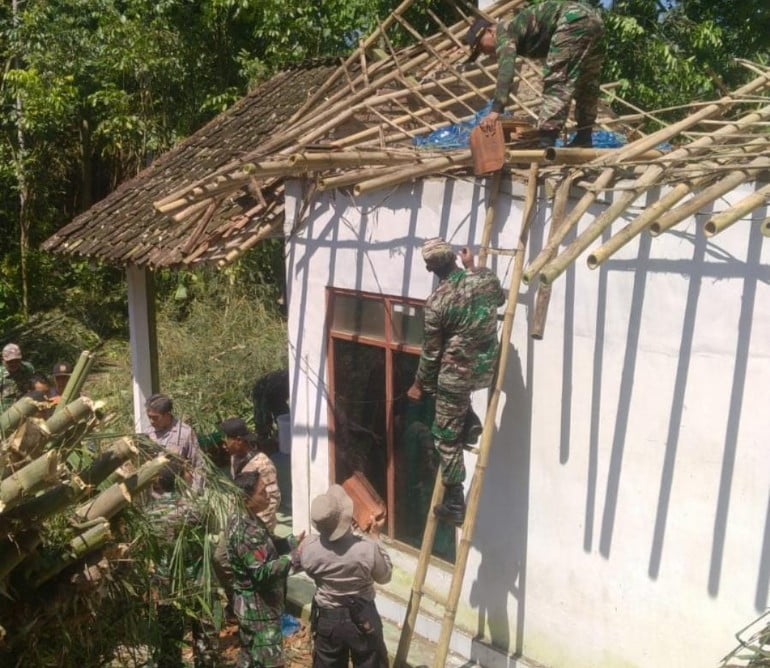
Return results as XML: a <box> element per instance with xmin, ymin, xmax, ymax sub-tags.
<box><xmin>650</xmin><ymin>152</ymin><xmax>770</xmax><ymax>236</ymax></box>
<box><xmin>46</xmin><ymin>396</ymin><xmax>97</xmax><ymax>435</ymax></box>
<box><xmin>3</xmin><ymin>477</ymin><xmax>87</xmax><ymax>522</ymax></box>
<box><xmin>317</xmin><ymin>165</ymin><xmax>404</xmax><ymax>191</ymax></box>
<box><xmin>26</xmin><ymin>520</ymin><xmax>111</xmax><ymax>588</ymax></box>
<box><xmin>762</xmin><ymin>216</ymin><xmax>770</xmax><ymax>237</ymax></box>
<box><xmin>0</xmin><ymin>531</ymin><xmax>40</xmax><ymax>581</ymax></box>
<box><xmin>77</xmin><ymin>455</ymin><xmax>169</xmax><ymax>521</ymax></box>
<box><xmin>5</xmin><ymin>418</ymin><xmax>50</xmax><ymax>468</ymax></box>
<box><xmin>477</xmin><ymin>171</ymin><xmax>503</xmax><ymax>269</ymax></box>
<box><xmin>55</xmin><ymin>351</ymin><xmax>93</xmax><ymax>413</ymax></box>
<box><xmin>530</xmin><ymin>175</ymin><xmax>572</xmax><ymax>338</ymax></box>
<box><xmin>353</xmin><ymin>151</ymin><xmax>472</xmax><ymax>195</ymax></box>
<box><xmin>0</xmin><ymin>451</ymin><xmax>58</xmax><ymax>512</ymax></box>
<box><xmin>523</xmin><ymin>72</ymin><xmax>770</xmax><ymax>284</ymax></box>
<box><xmin>537</xmin><ymin>104</ymin><xmax>770</xmax><ymax>285</ymax></box>
<box><xmin>434</xmin><ymin>163</ymin><xmax>539</xmax><ymax>668</ymax></box>
<box><xmin>0</xmin><ymin>396</ymin><xmax>39</xmax><ymax>438</ymax></box>
<box><xmin>544</xmin><ymin>147</ymin><xmax>663</xmax><ymax>164</ymax></box>
<box><xmin>704</xmin><ymin>183</ymin><xmax>770</xmax><ymax>236</ymax></box>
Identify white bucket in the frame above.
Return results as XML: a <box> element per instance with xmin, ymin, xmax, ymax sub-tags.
<box><xmin>277</xmin><ymin>414</ymin><xmax>292</xmax><ymax>455</ymax></box>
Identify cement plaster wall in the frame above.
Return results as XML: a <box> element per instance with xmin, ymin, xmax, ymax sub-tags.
<box><xmin>284</xmin><ymin>176</ymin><xmax>770</xmax><ymax>667</ymax></box>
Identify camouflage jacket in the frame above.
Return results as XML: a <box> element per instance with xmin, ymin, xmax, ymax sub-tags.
<box><xmin>417</xmin><ymin>267</ymin><xmax>505</xmax><ymax>394</ymax></box>
<box><xmin>492</xmin><ymin>1</ymin><xmax>598</xmax><ymax>112</ymax></box>
<box><xmin>226</xmin><ymin>511</ymin><xmax>298</xmax><ymax>624</ymax></box>
<box><xmin>0</xmin><ymin>361</ymin><xmax>35</xmax><ymax>410</ymax></box>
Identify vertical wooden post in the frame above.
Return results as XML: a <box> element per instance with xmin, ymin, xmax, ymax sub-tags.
<box><xmin>126</xmin><ymin>265</ymin><xmax>159</xmax><ymax>434</ymax></box>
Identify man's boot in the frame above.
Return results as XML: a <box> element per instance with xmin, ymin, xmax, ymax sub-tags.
<box><xmin>537</xmin><ymin>128</ymin><xmax>559</xmax><ymax>148</ymax></box>
<box><xmin>461</xmin><ymin>408</ymin><xmax>483</xmax><ymax>445</ymax></box>
<box><xmin>567</xmin><ymin>127</ymin><xmax>593</xmax><ymax>148</ymax></box>
<box><xmin>434</xmin><ymin>483</ymin><xmax>466</xmax><ymax>525</ymax></box>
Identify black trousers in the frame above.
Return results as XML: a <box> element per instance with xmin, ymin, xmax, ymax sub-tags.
<box><xmin>312</xmin><ymin>601</ymin><xmax>388</xmax><ymax>668</ymax></box>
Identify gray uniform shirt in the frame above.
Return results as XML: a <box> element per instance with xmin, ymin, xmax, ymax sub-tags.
<box><xmin>300</xmin><ymin>531</ymin><xmax>392</xmax><ymax>608</ymax></box>
<box><xmin>147</xmin><ymin>417</ymin><xmax>205</xmax><ymax>492</ymax></box>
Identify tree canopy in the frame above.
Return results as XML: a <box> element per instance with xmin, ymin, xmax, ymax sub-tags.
<box><xmin>0</xmin><ymin>0</ymin><xmax>767</xmax><ymax>332</ymax></box>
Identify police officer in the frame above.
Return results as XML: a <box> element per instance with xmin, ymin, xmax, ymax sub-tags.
<box><xmin>301</xmin><ymin>485</ymin><xmax>391</xmax><ymax>668</ymax></box>
<box><xmin>466</xmin><ymin>1</ymin><xmax>605</xmax><ymax>147</ymax></box>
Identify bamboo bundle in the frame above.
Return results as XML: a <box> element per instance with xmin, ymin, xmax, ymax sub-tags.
<box><xmin>0</xmin><ymin>451</ymin><xmax>59</xmax><ymax>513</ymax></box>
<box><xmin>353</xmin><ymin>150</ymin><xmax>472</xmax><ymax>195</ymax></box>
<box><xmin>76</xmin><ymin>455</ymin><xmax>169</xmax><ymax>521</ymax></box>
<box><xmin>536</xmin><ymin>104</ymin><xmax>770</xmax><ymax>285</ymax></box>
<box><xmin>78</xmin><ymin>438</ymin><xmax>138</xmax><ymax>487</ymax></box>
<box><xmin>704</xmin><ymin>183</ymin><xmax>770</xmax><ymax>236</ymax></box>
<box><xmin>2</xmin><ymin>477</ymin><xmax>88</xmax><ymax>523</ymax></box>
<box><xmin>24</xmin><ymin>520</ymin><xmax>111</xmax><ymax>588</ymax></box>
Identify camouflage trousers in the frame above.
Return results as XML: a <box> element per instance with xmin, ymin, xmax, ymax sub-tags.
<box><xmin>235</xmin><ymin>610</ymin><xmax>284</xmax><ymax>667</ymax></box>
<box><xmin>431</xmin><ymin>385</ymin><xmax>473</xmax><ymax>485</ymax></box>
<box><xmin>539</xmin><ymin>7</ymin><xmax>605</xmax><ymax>132</ymax></box>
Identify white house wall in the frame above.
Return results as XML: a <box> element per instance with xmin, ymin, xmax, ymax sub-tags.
<box><xmin>284</xmin><ymin>176</ymin><xmax>770</xmax><ymax>667</ymax></box>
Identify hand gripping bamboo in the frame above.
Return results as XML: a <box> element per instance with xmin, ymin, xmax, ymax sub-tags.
<box><xmin>395</xmin><ymin>163</ymin><xmax>539</xmax><ymax>667</ymax></box>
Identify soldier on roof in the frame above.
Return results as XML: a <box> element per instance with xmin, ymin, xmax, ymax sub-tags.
<box><xmin>466</xmin><ymin>1</ymin><xmax>605</xmax><ymax>148</ymax></box>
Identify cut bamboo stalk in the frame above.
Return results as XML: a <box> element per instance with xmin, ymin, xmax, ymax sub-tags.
<box><xmin>0</xmin><ymin>531</ymin><xmax>40</xmax><ymax>581</ymax></box>
<box><xmin>26</xmin><ymin>520</ymin><xmax>111</xmax><ymax>588</ymax></box>
<box><xmin>523</xmin><ymin>72</ymin><xmax>770</xmax><ymax>283</ymax></box>
<box><xmin>3</xmin><ymin>477</ymin><xmax>88</xmax><ymax>522</ymax></box>
<box><xmin>762</xmin><ymin>216</ymin><xmax>770</xmax><ymax>237</ymax></box>
<box><xmin>650</xmin><ymin>152</ymin><xmax>770</xmax><ymax>236</ymax></box>
<box><xmin>46</xmin><ymin>396</ymin><xmax>97</xmax><ymax>436</ymax></box>
<box><xmin>531</xmin><ymin>175</ymin><xmax>572</xmax><ymax>339</ymax></box>
<box><xmin>434</xmin><ymin>163</ymin><xmax>539</xmax><ymax>668</ymax></box>
<box><xmin>77</xmin><ymin>455</ymin><xmax>169</xmax><ymax>521</ymax></box>
<box><xmin>544</xmin><ymin>147</ymin><xmax>664</xmax><ymax>164</ymax></box>
<box><xmin>0</xmin><ymin>397</ymin><xmax>39</xmax><ymax>438</ymax></box>
<box><xmin>353</xmin><ymin>151</ymin><xmax>472</xmax><ymax>195</ymax></box>
<box><xmin>78</xmin><ymin>438</ymin><xmax>138</xmax><ymax>487</ymax></box>
<box><xmin>6</xmin><ymin>418</ymin><xmax>50</xmax><ymax>468</ymax></box>
<box><xmin>0</xmin><ymin>451</ymin><xmax>59</xmax><ymax>512</ymax></box>
<box><xmin>704</xmin><ymin>183</ymin><xmax>770</xmax><ymax>236</ymax></box>
<box><xmin>55</xmin><ymin>351</ymin><xmax>92</xmax><ymax>413</ymax></box>
<box><xmin>318</xmin><ymin>166</ymin><xmax>404</xmax><ymax>191</ymax></box>
<box><xmin>537</xmin><ymin>104</ymin><xmax>770</xmax><ymax>285</ymax></box>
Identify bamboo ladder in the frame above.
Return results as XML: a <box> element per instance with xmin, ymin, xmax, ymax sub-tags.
<box><xmin>394</xmin><ymin>161</ymin><xmax>540</xmax><ymax>667</ymax></box>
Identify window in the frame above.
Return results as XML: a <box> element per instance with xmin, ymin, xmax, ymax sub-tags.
<box><xmin>327</xmin><ymin>289</ymin><xmax>455</xmax><ymax>562</ymax></box>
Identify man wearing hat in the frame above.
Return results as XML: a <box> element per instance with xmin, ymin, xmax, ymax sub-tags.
<box><xmin>407</xmin><ymin>239</ymin><xmax>505</xmax><ymax>525</ymax></box>
<box><xmin>51</xmin><ymin>360</ymin><xmax>73</xmax><ymax>399</ymax></box>
<box><xmin>0</xmin><ymin>343</ymin><xmax>35</xmax><ymax>410</ymax></box>
<box><xmin>220</xmin><ymin>417</ymin><xmax>281</xmax><ymax>531</ymax></box>
<box><xmin>466</xmin><ymin>1</ymin><xmax>605</xmax><ymax>148</ymax></box>
<box><xmin>301</xmin><ymin>485</ymin><xmax>391</xmax><ymax>667</ymax></box>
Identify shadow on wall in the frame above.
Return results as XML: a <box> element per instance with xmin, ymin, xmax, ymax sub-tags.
<box><xmin>469</xmin><ymin>345</ymin><xmax>531</xmax><ymax>657</ymax></box>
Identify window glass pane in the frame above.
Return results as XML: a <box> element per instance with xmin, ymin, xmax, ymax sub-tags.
<box><xmin>332</xmin><ymin>294</ymin><xmax>385</xmax><ymax>339</ymax></box>
<box><xmin>332</xmin><ymin>340</ymin><xmax>387</xmax><ymax>504</ymax></box>
<box><xmin>392</xmin><ymin>352</ymin><xmax>456</xmax><ymax>563</ymax></box>
<box><xmin>391</xmin><ymin>302</ymin><xmax>424</xmax><ymax>346</ymax></box>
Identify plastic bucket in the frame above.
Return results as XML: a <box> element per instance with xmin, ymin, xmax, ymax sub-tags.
<box><xmin>277</xmin><ymin>414</ymin><xmax>291</xmax><ymax>454</ymax></box>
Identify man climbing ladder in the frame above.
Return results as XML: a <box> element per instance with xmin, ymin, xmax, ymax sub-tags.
<box><xmin>407</xmin><ymin>238</ymin><xmax>505</xmax><ymax>525</ymax></box>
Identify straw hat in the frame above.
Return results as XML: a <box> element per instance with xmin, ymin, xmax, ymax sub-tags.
<box><xmin>311</xmin><ymin>485</ymin><xmax>354</xmax><ymax>541</ymax></box>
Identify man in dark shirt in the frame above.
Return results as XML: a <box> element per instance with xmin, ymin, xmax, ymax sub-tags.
<box><xmin>466</xmin><ymin>1</ymin><xmax>605</xmax><ymax>147</ymax></box>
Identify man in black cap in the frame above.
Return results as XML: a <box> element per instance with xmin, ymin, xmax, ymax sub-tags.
<box><xmin>465</xmin><ymin>1</ymin><xmax>605</xmax><ymax>148</ymax></box>
<box><xmin>51</xmin><ymin>360</ymin><xmax>73</xmax><ymax>398</ymax></box>
<box><xmin>301</xmin><ymin>485</ymin><xmax>391</xmax><ymax>668</ymax></box>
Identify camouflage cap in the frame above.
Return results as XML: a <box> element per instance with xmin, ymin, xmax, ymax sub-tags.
<box><xmin>421</xmin><ymin>237</ymin><xmax>455</xmax><ymax>264</ymax></box>
<box><xmin>2</xmin><ymin>343</ymin><xmax>22</xmax><ymax>361</ymax></box>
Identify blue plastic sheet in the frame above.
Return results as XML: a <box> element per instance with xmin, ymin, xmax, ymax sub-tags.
<box><xmin>281</xmin><ymin>612</ymin><xmax>301</xmax><ymax>637</ymax></box>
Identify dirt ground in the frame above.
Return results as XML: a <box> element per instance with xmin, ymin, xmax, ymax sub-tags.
<box><xmin>195</xmin><ymin>621</ymin><xmax>313</xmax><ymax>667</ymax></box>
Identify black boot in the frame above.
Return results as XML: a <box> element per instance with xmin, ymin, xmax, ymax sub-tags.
<box><xmin>434</xmin><ymin>483</ymin><xmax>466</xmax><ymax>525</ymax></box>
<box><xmin>537</xmin><ymin>128</ymin><xmax>559</xmax><ymax>148</ymax></box>
<box><xmin>567</xmin><ymin>127</ymin><xmax>593</xmax><ymax>148</ymax></box>
<box><xmin>461</xmin><ymin>408</ymin><xmax>483</xmax><ymax>445</ymax></box>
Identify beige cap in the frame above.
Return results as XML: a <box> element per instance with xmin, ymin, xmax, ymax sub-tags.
<box><xmin>310</xmin><ymin>484</ymin><xmax>354</xmax><ymax>541</ymax></box>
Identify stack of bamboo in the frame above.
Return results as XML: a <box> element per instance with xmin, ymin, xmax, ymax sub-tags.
<box><xmin>0</xmin><ymin>352</ymin><xmax>167</xmax><ymax>632</ymax></box>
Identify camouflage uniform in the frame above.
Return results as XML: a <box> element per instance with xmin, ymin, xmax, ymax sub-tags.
<box><xmin>227</xmin><ymin>511</ymin><xmax>298</xmax><ymax>667</ymax></box>
<box><xmin>492</xmin><ymin>1</ymin><xmax>605</xmax><ymax>132</ymax></box>
<box><xmin>0</xmin><ymin>360</ymin><xmax>35</xmax><ymax>410</ymax></box>
<box><xmin>416</xmin><ymin>267</ymin><xmax>505</xmax><ymax>484</ymax></box>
